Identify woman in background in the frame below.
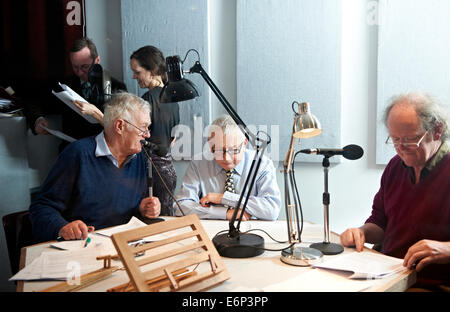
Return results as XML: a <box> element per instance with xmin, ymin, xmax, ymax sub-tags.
<box><xmin>129</xmin><ymin>45</ymin><xmax>180</xmax><ymax>216</ymax></box>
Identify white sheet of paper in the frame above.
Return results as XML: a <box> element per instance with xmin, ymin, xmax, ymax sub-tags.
<box><xmin>313</xmin><ymin>251</ymin><xmax>406</xmax><ymax>279</ymax></box>
<box><xmin>95</xmin><ymin>216</ymin><xmax>148</xmax><ymax>237</ymax></box>
<box><xmin>40</xmin><ymin>125</ymin><xmax>76</xmax><ymax>143</ymax></box>
<box><xmin>40</xmin><ymin>247</ymin><xmax>105</xmax><ymax>280</ymax></box>
<box><xmin>262</xmin><ymin>268</ymin><xmax>373</xmax><ymax>292</ymax></box>
<box><xmin>52</xmin><ymin>82</ymin><xmax>99</xmax><ymax>124</ymax></box>
<box><xmin>9</xmin><ymin>255</ymin><xmax>44</xmax><ymax>281</ymax></box>
<box><xmin>10</xmin><ymin>241</ymin><xmax>107</xmax><ymax>281</ymax></box>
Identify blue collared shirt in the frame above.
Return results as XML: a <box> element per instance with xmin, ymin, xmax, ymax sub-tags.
<box><xmin>175</xmin><ymin>149</ymin><xmax>281</xmax><ymax>220</ymax></box>
<box><xmin>95</xmin><ymin>132</ymin><xmax>136</xmax><ymax>167</ymax></box>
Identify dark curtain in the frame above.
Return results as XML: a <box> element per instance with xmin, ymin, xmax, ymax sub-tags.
<box><xmin>0</xmin><ymin>0</ymin><xmax>85</xmax><ymax>116</ymax></box>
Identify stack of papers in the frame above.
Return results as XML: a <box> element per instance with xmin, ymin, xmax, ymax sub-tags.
<box><xmin>10</xmin><ymin>245</ymin><xmax>105</xmax><ymax>281</ymax></box>
<box><xmin>0</xmin><ymin>98</ymin><xmax>22</xmax><ymax>115</ymax></box>
<box><xmin>312</xmin><ymin>251</ymin><xmax>406</xmax><ymax>279</ymax></box>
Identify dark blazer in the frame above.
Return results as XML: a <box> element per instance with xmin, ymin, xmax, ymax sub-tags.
<box><xmin>24</xmin><ymin>73</ymin><xmax>126</xmax><ymax>150</ymax></box>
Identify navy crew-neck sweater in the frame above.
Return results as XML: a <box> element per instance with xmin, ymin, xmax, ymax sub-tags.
<box><xmin>29</xmin><ymin>136</ymin><xmax>148</xmax><ymax>242</ymax></box>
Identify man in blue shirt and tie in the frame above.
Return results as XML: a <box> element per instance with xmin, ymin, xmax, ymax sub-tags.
<box><xmin>175</xmin><ymin>115</ymin><xmax>281</xmax><ymax>221</ymax></box>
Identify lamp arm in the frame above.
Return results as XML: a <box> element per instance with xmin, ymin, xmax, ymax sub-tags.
<box><xmin>189</xmin><ymin>61</ymin><xmax>258</xmax><ymax>147</ymax></box>
<box><xmin>188</xmin><ymin>61</ymin><xmax>271</xmax><ymax>236</ymax></box>
<box><xmin>283</xmin><ymin>116</ymin><xmax>299</xmax><ymax>171</ymax></box>
<box><xmin>283</xmin><ymin>115</ymin><xmax>303</xmax><ymax>243</ymax></box>
<box><xmin>234</xmin><ymin>141</ymin><xmax>268</xmax><ymax>231</ymax></box>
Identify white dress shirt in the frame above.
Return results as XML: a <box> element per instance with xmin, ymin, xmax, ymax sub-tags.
<box><xmin>175</xmin><ymin>149</ymin><xmax>281</xmax><ymax>220</ymax></box>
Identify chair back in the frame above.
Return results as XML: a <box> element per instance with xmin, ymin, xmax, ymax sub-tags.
<box><xmin>2</xmin><ymin>210</ymin><xmax>34</xmax><ymax>275</ymax></box>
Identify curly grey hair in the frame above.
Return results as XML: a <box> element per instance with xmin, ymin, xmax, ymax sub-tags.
<box><xmin>383</xmin><ymin>92</ymin><xmax>449</xmax><ymax>142</ymax></box>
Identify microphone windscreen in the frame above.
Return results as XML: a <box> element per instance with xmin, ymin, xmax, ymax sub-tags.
<box><xmin>88</xmin><ymin>64</ymin><xmax>103</xmax><ymax>84</ymax></box>
<box><xmin>343</xmin><ymin>144</ymin><xmax>364</xmax><ymax>160</ymax></box>
<box><xmin>140</xmin><ymin>140</ymin><xmax>169</xmax><ymax>157</ymax></box>
<box><xmin>154</xmin><ymin>145</ymin><xmax>168</xmax><ymax>157</ymax></box>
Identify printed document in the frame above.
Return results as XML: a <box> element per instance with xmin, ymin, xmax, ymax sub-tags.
<box><xmin>52</xmin><ymin>82</ymin><xmax>99</xmax><ymax>124</ymax></box>
<box><xmin>40</xmin><ymin>125</ymin><xmax>76</xmax><ymax>143</ymax></box>
<box><xmin>312</xmin><ymin>251</ymin><xmax>406</xmax><ymax>279</ymax></box>
<box><xmin>95</xmin><ymin>216</ymin><xmax>148</xmax><ymax>237</ymax></box>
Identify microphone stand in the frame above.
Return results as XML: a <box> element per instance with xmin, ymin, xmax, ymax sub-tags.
<box><xmin>309</xmin><ymin>156</ymin><xmax>344</xmax><ymax>255</ymax></box>
<box><xmin>146</xmin><ymin>146</ymin><xmax>153</xmax><ymax>198</ymax></box>
<box><xmin>140</xmin><ymin>142</ymin><xmax>186</xmax><ymax>225</ymax></box>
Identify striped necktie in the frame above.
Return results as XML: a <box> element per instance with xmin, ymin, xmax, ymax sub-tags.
<box><xmin>224</xmin><ymin>169</ymin><xmax>236</xmax><ymax>210</ymax></box>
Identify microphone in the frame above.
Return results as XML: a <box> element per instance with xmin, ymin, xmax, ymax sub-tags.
<box><xmin>299</xmin><ymin>144</ymin><xmax>364</xmax><ymax>160</ymax></box>
<box><xmin>140</xmin><ymin>140</ymin><xmax>169</xmax><ymax>157</ymax></box>
<box><xmin>139</xmin><ymin>140</ymin><xmax>186</xmax><ymax>217</ymax></box>
<box><xmin>88</xmin><ymin>64</ymin><xmax>104</xmax><ymax>105</ymax></box>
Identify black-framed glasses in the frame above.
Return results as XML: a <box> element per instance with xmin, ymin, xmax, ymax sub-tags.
<box><xmin>123</xmin><ymin>119</ymin><xmax>149</xmax><ymax>136</ymax></box>
<box><xmin>211</xmin><ymin>142</ymin><xmax>244</xmax><ymax>157</ymax></box>
<box><xmin>385</xmin><ymin>131</ymin><xmax>428</xmax><ymax>149</ymax></box>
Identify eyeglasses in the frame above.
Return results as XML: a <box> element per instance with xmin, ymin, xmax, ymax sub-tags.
<box><xmin>72</xmin><ymin>58</ymin><xmax>95</xmax><ymax>72</ymax></box>
<box><xmin>385</xmin><ymin>131</ymin><xmax>428</xmax><ymax>149</ymax></box>
<box><xmin>123</xmin><ymin>119</ymin><xmax>150</xmax><ymax>136</ymax></box>
<box><xmin>212</xmin><ymin>142</ymin><xmax>244</xmax><ymax>157</ymax></box>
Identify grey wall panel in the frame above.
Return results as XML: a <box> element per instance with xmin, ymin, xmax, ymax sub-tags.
<box><xmin>376</xmin><ymin>0</ymin><xmax>450</xmax><ymax>164</ymax></box>
<box><xmin>236</xmin><ymin>0</ymin><xmax>342</xmax><ymax>162</ymax></box>
<box><xmin>121</xmin><ymin>0</ymin><xmax>210</xmax><ymax>159</ymax></box>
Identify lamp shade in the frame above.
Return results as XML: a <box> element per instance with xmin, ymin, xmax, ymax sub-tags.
<box><xmin>160</xmin><ymin>78</ymin><xmax>199</xmax><ymax>103</ymax></box>
<box><xmin>293</xmin><ymin>102</ymin><xmax>322</xmax><ymax>138</ymax></box>
<box><xmin>160</xmin><ymin>55</ymin><xmax>200</xmax><ymax>103</ymax></box>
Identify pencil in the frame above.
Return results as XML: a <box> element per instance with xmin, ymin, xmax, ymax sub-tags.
<box><xmin>83</xmin><ymin>237</ymin><xmax>91</xmax><ymax>248</ymax></box>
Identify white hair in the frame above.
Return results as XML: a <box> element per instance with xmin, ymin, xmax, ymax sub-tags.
<box><xmin>103</xmin><ymin>92</ymin><xmax>150</xmax><ymax>129</ymax></box>
<box><xmin>209</xmin><ymin>115</ymin><xmax>246</xmax><ymax>142</ymax></box>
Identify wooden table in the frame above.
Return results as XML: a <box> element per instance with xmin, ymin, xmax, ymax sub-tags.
<box><xmin>17</xmin><ymin>218</ymin><xmax>416</xmax><ymax>292</ymax></box>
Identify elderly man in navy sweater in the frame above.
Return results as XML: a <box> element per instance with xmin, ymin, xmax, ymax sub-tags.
<box><xmin>30</xmin><ymin>92</ymin><xmax>161</xmax><ymax>242</ymax></box>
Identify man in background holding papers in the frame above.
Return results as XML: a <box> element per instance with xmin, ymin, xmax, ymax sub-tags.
<box><xmin>340</xmin><ymin>92</ymin><xmax>450</xmax><ymax>290</ymax></box>
<box><xmin>29</xmin><ymin>92</ymin><xmax>161</xmax><ymax>243</ymax></box>
<box><xmin>27</xmin><ymin>37</ymin><xmax>126</xmax><ymax>151</ymax></box>
<box><xmin>174</xmin><ymin>115</ymin><xmax>281</xmax><ymax>221</ymax></box>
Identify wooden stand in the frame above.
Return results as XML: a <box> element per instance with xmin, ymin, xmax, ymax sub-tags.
<box><xmin>40</xmin><ymin>255</ymin><xmax>118</xmax><ymax>292</ymax></box>
<box><xmin>111</xmin><ymin>214</ymin><xmax>230</xmax><ymax>292</ymax></box>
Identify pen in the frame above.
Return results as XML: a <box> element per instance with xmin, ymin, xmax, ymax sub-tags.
<box><xmin>83</xmin><ymin>237</ymin><xmax>91</xmax><ymax>248</ymax></box>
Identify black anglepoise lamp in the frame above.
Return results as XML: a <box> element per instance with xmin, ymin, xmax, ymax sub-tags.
<box><xmin>280</xmin><ymin>101</ymin><xmax>324</xmax><ymax>266</ymax></box>
<box><xmin>160</xmin><ymin>49</ymin><xmax>269</xmax><ymax>258</ymax></box>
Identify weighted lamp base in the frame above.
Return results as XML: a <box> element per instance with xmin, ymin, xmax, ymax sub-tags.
<box><xmin>281</xmin><ymin>246</ymin><xmax>323</xmax><ymax>266</ymax></box>
<box><xmin>213</xmin><ymin>233</ymin><xmax>264</xmax><ymax>258</ymax></box>
<box><xmin>309</xmin><ymin>242</ymin><xmax>344</xmax><ymax>255</ymax></box>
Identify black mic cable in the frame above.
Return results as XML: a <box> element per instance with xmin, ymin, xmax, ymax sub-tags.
<box><xmin>140</xmin><ymin>141</ymin><xmax>186</xmax><ymax>216</ymax></box>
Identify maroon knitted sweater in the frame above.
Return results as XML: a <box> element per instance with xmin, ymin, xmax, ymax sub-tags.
<box><xmin>366</xmin><ymin>151</ymin><xmax>450</xmax><ymax>285</ymax></box>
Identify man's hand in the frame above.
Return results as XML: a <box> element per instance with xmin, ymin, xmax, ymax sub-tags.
<box><xmin>226</xmin><ymin>209</ymin><xmax>251</xmax><ymax>221</ymax></box>
<box><xmin>340</xmin><ymin>228</ymin><xmax>366</xmax><ymax>252</ymax></box>
<box><xmin>58</xmin><ymin>220</ymin><xmax>94</xmax><ymax>240</ymax></box>
<box><xmin>35</xmin><ymin>117</ymin><xmax>50</xmax><ymax>135</ymax></box>
<box><xmin>139</xmin><ymin>197</ymin><xmax>161</xmax><ymax>219</ymax></box>
<box><xmin>200</xmin><ymin>193</ymin><xmax>223</xmax><ymax>207</ymax></box>
<box><xmin>403</xmin><ymin>240</ymin><xmax>450</xmax><ymax>271</ymax></box>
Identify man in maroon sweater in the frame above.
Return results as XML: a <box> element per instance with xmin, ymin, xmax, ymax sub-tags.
<box><xmin>340</xmin><ymin>92</ymin><xmax>450</xmax><ymax>289</ymax></box>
